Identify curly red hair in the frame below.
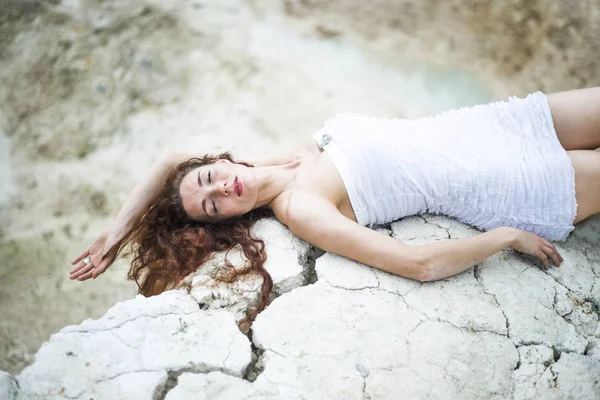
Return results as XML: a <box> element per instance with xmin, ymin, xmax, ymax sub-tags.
<box><xmin>117</xmin><ymin>153</ymin><xmax>274</xmax><ymax>332</ymax></box>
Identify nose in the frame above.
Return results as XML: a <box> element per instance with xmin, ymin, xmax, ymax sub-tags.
<box><xmin>210</xmin><ymin>181</ymin><xmax>230</xmax><ymax>197</ymax></box>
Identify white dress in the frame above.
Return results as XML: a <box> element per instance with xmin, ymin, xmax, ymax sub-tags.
<box><xmin>312</xmin><ymin>92</ymin><xmax>577</xmax><ymax>241</ymax></box>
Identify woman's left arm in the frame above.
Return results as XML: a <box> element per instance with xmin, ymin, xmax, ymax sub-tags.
<box><xmin>286</xmin><ymin>195</ymin><xmax>563</xmax><ymax>281</ymax></box>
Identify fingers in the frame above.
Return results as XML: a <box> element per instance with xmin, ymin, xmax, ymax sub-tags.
<box><xmin>70</xmin><ymin>261</ymin><xmax>94</xmax><ymax>280</ymax></box>
<box><xmin>512</xmin><ymin>232</ymin><xmax>564</xmax><ymax>271</ymax></box>
<box><xmin>92</xmin><ymin>257</ymin><xmax>112</xmax><ymax>279</ymax></box>
<box><xmin>535</xmin><ymin>249</ymin><xmax>550</xmax><ymax>270</ymax></box>
<box><xmin>540</xmin><ymin>238</ymin><xmax>564</xmax><ymax>263</ymax></box>
<box><xmin>69</xmin><ymin>259</ymin><xmax>90</xmax><ymax>275</ymax></box>
<box><xmin>541</xmin><ymin>244</ymin><xmax>562</xmax><ymax>268</ymax></box>
<box><xmin>71</xmin><ymin>250</ymin><xmax>90</xmax><ymax>265</ymax></box>
<box><xmin>77</xmin><ymin>269</ymin><xmax>95</xmax><ymax>281</ymax></box>
<box><xmin>71</xmin><ymin>253</ymin><xmax>114</xmax><ymax>280</ymax></box>
<box><xmin>537</xmin><ymin>244</ymin><xmax>563</xmax><ymax>270</ymax></box>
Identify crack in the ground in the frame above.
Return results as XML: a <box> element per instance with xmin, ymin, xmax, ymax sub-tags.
<box><xmin>59</xmin><ymin>364</ymin><xmax>225</xmax><ymax>400</ymax></box>
<box><xmin>223</xmin><ymin>335</ymin><xmax>236</xmax><ymax>371</ymax></box>
<box><xmin>338</xmin><ymin>270</ymin><xmax>512</xmax><ymax>338</ymax></box>
<box><xmin>232</xmin><ymin>244</ymin><xmax>322</xmax><ymax>385</ymax></box>
<box><xmin>371</xmin><ymin>269</ymin><xmax>382</xmax><ymax>288</ymax></box>
<box><xmin>439</xmin><ymin>319</ymin><xmax>508</xmax><ymax>338</ymax></box>
<box><xmin>1</xmin><ymin>374</ymin><xmax>19</xmax><ymax>398</ymax></box>
<box><xmin>584</xmin><ymin>341</ymin><xmax>595</xmax><ymax>356</ymax></box>
<box><xmin>581</xmin><ymin>247</ymin><xmax>600</xmax><ymax>279</ymax></box>
<box><xmin>242</xmin><ymin>334</ymin><xmax>265</xmax><ymax>383</ymax></box>
<box><xmin>514</xmin><ymin>341</ymin><xmax>580</xmax><ymax>363</ymax></box>
<box><xmin>514</xmin><ymin>344</ymin><xmax>560</xmax><ymax>374</ymax></box>
<box><xmin>416</xmin><ymin>215</ymin><xmax>428</xmax><ymax>223</ymax></box>
<box><xmin>109</xmin><ymin>330</ymin><xmax>139</xmax><ymax>350</ymax></box>
<box><xmin>553</xmin><ymin>286</ymin><xmax>559</xmax><ymax>312</ymax></box>
<box><xmin>61</xmin><ymin>369</ymin><xmax>162</xmax><ymax>399</ymax></box>
<box><xmin>513</xmin><ymin>359</ymin><xmax>521</xmax><ymax>371</ymax></box>
<box><xmin>326</xmin><ymin>282</ymin><xmax>379</xmax><ymax>291</ymax></box>
<box><xmin>518</xmin><ymin>340</ymin><xmax>548</xmax><ymax>347</ymax></box>
<box><xmin>473</xmin><ymin>265</ymin><xmax>511</xmax><ymax>338</ymax></box>
<box><xmin>300</xmin><ymin>244</ymin><xmax>319</xmax><ymax>286</ymax></box>
<box><xmin>420</xmin><ymin>214</ymin><xmax>452</xmax><ymax>239</ymax></box>
<box><xmin>361</xmin><ymin>378</ymin><xmax>367</xmax><ymax>400</ymax></box>
<box><xmin>547</xmin><ymin>272</ymin><xmax>585</xmax><ymax>299</ymax></box>
<box><xmin>152</xmin><ymin>365</ymin><xmax>235</xmax><ymax>400</ymax></box>
<box><xmin>71</xmin><ymin>310</ymin><xmax>199</xmax><ymax>334</ymax></box>
<box><xmin>408</xmin><ymin>319</ymin><xmax>426</xmax><ymax>337</ymax></box>
<box><xmin>535</xmin><ymin>297</ymin><xmax>588</xmax><ymax>344</ymax></box>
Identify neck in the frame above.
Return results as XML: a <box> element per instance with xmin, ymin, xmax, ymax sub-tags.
<box><xmin>252</xmin><ymin>160</ymin><xmax>301</xmax><ymax>209</ymax></box>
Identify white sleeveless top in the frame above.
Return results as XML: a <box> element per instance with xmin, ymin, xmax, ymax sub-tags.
<box><xmin>312</xmin><ymin>92</ymin><xmax>577</xmax><ymax>241</ymax></box>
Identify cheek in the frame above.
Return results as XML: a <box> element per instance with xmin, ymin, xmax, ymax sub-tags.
<box><xmin>222</xmin><ymin>199</ymin><xmax>245</xmax><ymax>215</ymax></box>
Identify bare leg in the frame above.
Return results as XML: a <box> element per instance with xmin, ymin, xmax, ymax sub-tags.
<box><xmin>547</xmin><ymin>87</ymin><xmax>600</xmax><ymax>151</ymax></box>
<box><xmin>568</xmin><ymin>150</ymin><xmax>600</xmax><ymax>224</ymax></box>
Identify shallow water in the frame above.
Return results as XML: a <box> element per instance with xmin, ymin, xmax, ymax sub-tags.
<box><xmin>250</xmin><ymin>15</ymin><xmax>496</xmax><ymax>117</ymax></box>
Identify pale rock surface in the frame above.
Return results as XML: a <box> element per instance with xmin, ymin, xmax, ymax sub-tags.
<box><xmin>477</xmin><ymin>258</ymin><xmax>588</xmax><ymax>353</ymax></box>
<box><xmin>518</xmin><ymin>344</ymin><xmax>554</xmax><ymax>365</ymax></box>
<box><xmin>391</xmin><ymin>215</ymin><xmax>450</xmax><ymax>243</ymax></box>
<box><xmin>4</xmin><ymin>215</ymin><xmax>600</xmax><ymax>399</ymax></box>
<box><xmin>251</xmin><ymin>277</ymin><xmax>518</xmax><ymax>399</ymax></box>
<box><xmin>13</xmin><ymin>290</ymin><xmax>251</xmax><ymax>399</ymax></box>
<box><xmin>164</xmin><ymin>372</ymin><xmax>260</xmax><ymax>400</ymax></box>
<box><xmin>588</xmin><ymin>337</ymin><xmax>600</xmax><ymax>361</ymax></box>
<box><xmin>522</xmin><ymin>353</ymin><xmax>600</xmax><ymax>399</ymax></box>
<box><xmin>0</xmin><ymin>371</ymin><xmax>18</xmax><ymax>400</ymax></box>
<box><xmin>182</xmin><ymin>218</ymin><xmax>312</xmax><ymax>324</ymax></box>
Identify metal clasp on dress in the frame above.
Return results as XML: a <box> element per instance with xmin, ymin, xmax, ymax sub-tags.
<box><xmin>317</xmin><ymin>133</ymin><xmax>331</xmax><ymax>149</ymax></box>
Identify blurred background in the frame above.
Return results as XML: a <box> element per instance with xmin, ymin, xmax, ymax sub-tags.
<box><xmin>0</xmin><ymin>0</ymin><xmax>598</xmax><ymax>375</ymax></box>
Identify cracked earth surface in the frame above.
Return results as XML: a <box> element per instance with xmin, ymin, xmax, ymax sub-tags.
<box><xmin>5</xmin><ymin>214</ymin><xmax>599</xmax><ymax>399</ymax></box>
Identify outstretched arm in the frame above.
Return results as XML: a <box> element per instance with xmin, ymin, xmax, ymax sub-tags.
<box><xmin>70</xmin><ymin>151</ymin><xmax>192</xmax><ymax>280</ymax></box>
<box><xmin>108</xmin><ymin>150</ymin><xmax>210</xmax><ymax>236</ymax></box>
<box><xmin>287</xmin><ymin>196</ymin><xmax>563</xmax><ymax>281</ymax></box>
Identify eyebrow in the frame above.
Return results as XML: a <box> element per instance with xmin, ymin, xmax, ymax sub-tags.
<box><xmin>197</xmin><ymin>170</ymin><xmax>208</xmax><ymax>216</ymax></box>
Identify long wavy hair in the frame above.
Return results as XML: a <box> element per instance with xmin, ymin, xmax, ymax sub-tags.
<box><xmin>116</xmin><ymin>153</ymin><xmax>274</xmax><ymax>332</ymax></box>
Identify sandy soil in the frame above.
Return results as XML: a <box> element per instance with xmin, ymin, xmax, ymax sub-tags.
<box><xmin>0</xmin><ymin>0</ymin><xmax>596</xmax><ymax>375</ymax></box>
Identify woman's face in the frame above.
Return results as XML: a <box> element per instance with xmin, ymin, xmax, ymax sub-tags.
<box><xmin>179</xmin><ymin>160</ymin><xmax>256</xmax><ymax>221</ymax></box>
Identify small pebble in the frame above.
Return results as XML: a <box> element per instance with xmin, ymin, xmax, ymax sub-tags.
<box><xmin>355</xmin><ymin>363</ymin><xmax>369</xmax><ymax>377</ymax></box>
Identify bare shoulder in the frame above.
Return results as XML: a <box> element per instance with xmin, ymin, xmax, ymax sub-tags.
<box><xmin>282</xmin><ymin>194</ymin><xmax>425</xmax><ymax>280</ymax></box>
<box><xmin>285</xmin><ymin>194</ymin><xmax>377</xmax><ymax>249</ymax></box>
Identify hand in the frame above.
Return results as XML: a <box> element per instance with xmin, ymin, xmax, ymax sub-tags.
<box><xmin>509</xmin><ymin>228</ymin><xmax>564</xmax><ymax>270</ymax></box>
<box><xmin>70</xmin><ymin>228</ymin><xmax>123</xmax><ymax>281</ymax></box>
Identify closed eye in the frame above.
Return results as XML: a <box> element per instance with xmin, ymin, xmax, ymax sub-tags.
<box><xmin>213</xmin><ymin>200</ymin><xmax>217</xmax><ymax>214</ymax></box>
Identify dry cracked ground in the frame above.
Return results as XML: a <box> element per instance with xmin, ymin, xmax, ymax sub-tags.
<box><xmin>1</xmin><ymin>0</ymin><xmax>599</xmax><ymax>399</ymax></box>
<box><xmin>2</xmin><ymin>215</ymin><xmax>599</xmax><ymax>399</ymax></box>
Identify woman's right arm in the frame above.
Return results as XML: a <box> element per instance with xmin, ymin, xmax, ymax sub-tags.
<box><xmin>70</xmin><ymin>151</ymin><xmax>188</xmax><ymax>280</ymax></box>
<box><xmin>110</xmin><ymin>151</ymin><xmax>185</xmax><ymax>236</ymax></box>
<box><xmin>287</xmin><ymin>195</ymin><xmax>563</xmax><ymax>281</ymax></box>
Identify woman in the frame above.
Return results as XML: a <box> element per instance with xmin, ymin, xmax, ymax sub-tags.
<box><xmin>70</xmin><ymin>87</ymin><xmax>600</xmax><ymax>329</ymax></box>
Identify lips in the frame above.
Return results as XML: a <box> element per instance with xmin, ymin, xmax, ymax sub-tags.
<box><xmin>235</xmin><ymin>177</ymin><xmax>243</xmax><ymax>197</ymax></box>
